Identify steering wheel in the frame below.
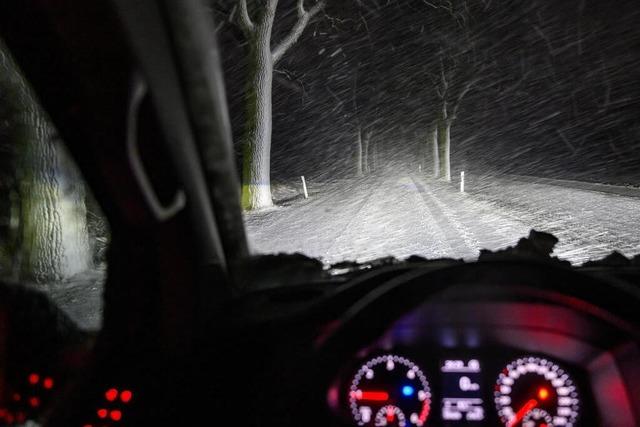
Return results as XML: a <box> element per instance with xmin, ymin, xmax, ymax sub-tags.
<box><xmin>300</xmin><ymin>259</ymin><xmax>640</xmax><ymax>426</ymax></box>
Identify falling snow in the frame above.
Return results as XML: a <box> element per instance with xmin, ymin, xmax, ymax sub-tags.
<box><xmin>218</xmin><ymin>0</ymin><xmax>640</xmax><ymax>266</ymax></box>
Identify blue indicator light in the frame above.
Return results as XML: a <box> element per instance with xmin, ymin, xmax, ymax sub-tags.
<box><xmin>402</xmin><ymin>385</ymin><xmax>414</xmax><ymax>397</ymax></box>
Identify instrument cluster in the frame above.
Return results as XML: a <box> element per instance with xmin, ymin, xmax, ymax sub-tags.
<box><xmin>331</xmin><ymin>351</ymin><xmax>590</xmax><ymax>427</ymax></box>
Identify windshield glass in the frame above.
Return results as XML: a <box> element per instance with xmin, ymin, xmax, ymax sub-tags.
<box><xmin>0</xmin><ymin>41</ymin><xmax>108</xmax><ymax>330</ymax></box>
<box><xmin>216</xmin><ymin>0</ymin><xmax>640</xmax><ymax>266</ymax></box>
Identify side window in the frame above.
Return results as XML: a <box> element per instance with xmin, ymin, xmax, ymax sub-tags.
<box><xmin>0</xmin><ymin>40</ymin><xmax>108</xmax><ymax>330</ymax></box>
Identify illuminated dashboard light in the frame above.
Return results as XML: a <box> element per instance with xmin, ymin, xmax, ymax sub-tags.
<box><xmin>538</xmin><ymin>387</ymin><xmax>550</xmax><ymax>400</ymax></box>
<box><xmin>28</xmin><ymin>397</ymin><xmax>40</xmax><ymax>408</ymax></box>
<box><xmin>43</xmin><ymin>377</ymin><xmax>54</xmax><ymax>389</ymax></box>
<box><xmin>28</xmin><ymin>373</ymin><xmax>39</xmax><ymax>385</ymax></box>
<box><xmin>351</xmin><ymin>390</ymin><xmax>390</xmax><ymax>401</ymax></box>
<box><xmin>105</xmin><ymin>388</ymin><xmax>119</xmax><ymax>402</ymax></box>
<box><xmin>97</xmin><ymin>408</ymin><xmax>108</xmax><ymax>419</ymax></box>
<box><xmin>110</xmin><ymin>410</ymin><xmax>122</xmax><ymax>421</ymax></box>
<box><xmin>402</xmin><ymin>385</ymin><xmax>415</xmax><ymax>397</ymax></box>
<box><xmin>120</xmin><ymin>390</ymin><xmax>133</xmax><ymax>403</ymax></box>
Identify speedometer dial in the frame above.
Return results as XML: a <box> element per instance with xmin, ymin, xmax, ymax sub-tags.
<box><xmin>494</xmin><ymin>356</ymin><xmax>579</xmax><ymax>427</ymax></box>
<box><xmin>349</xmin><ymin>355</ymin><xmax>431</xmax><ymax>426</ymax></box>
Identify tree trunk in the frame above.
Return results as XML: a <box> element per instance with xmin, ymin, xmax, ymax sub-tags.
<box><xmin>241</xmin><ymin>35</ymin><xmax>274</xmax><ymax>210</ymax></box>
<box><xmin>355</xmin><ymin>126</ymin><xmax>364</xmax><ymax>177</ymax></box>
<box><xmin>438</xmin><ymin>119</ymin><xmax>451</xmax><ymax>181</ymax></box>
<box><xmin>426</xmin><ymin>122</ymin><xmax>439</xmax><ymax>178</ymax></box>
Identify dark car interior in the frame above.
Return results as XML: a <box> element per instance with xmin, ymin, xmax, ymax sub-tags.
<box><xmin>0</xmin><ymin>1</ymin><xmax>639</xmax><ymax>426</ymax></box>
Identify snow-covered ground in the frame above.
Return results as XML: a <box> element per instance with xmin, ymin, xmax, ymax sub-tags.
<box><xmin>244</xmin><ymin>173</ymin><xmax>640</xmax><ymax>265</ymax></box>
<box><xmin>42</xmin><ymin>173</ymin><xmax>640</xmax><ymax>330</ymax></box>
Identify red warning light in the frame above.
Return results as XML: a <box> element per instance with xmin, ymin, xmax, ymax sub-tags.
<box><xmin>97</xmin><ymin>408</ymin><xmax>108</xmax><ymax>419</ymax></box>
<box><xmin>110</xmin><ymin>410</ymin><xmax>122</xmax><ymax>421</ymax></box>
<box><xmin>538</xmin><ymin>387</ymin><xmax>550</xmax><ymax>401</ymax></box>
<box><xmin>120</xmin><ymin>390</ymin><xmax>133</xmax><ymax>403</ymax></box>
<box><xmin>350</xmin><ymin>390</ymin><xmax>390</xmax><ymax>401</ymax></box>
<box><xmin>43</xmin><ymin>377</ymin><xmax>54</xmax><ymax>389</ymax></box>
<box><xmin>28</xmin><ymin>397</ymin><xmax>40</xmax><ymax>408</ymax></box>
<box><xmin>28</xmin><ymin>373</ymin><xmax>39</xmax><ymax>385</ymax></box>
<box><xmin>105</xmin><ymin>388</ymin><xmax>118</xmax><ymax>402</ymax></box>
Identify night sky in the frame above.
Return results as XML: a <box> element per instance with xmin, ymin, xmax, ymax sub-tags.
<box><xmin>214</xmin><ymin>0</ymin><xmax>640</xmax><ymax>184</ymax></box>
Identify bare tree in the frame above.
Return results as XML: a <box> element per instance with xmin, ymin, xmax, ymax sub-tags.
<box><xmin>433</xmin><ymin>52</ymin><xmax>483</xmax><ymax>181</ymax></box>
<box><xmin>425</xmin><ymin>120</ymin><xmax>439</xmax><ymax>178</ymax></box>
<box><xmin>349</xmin><ymin>58</ymin><xmax>381</xmax><ymax>177</ymax></box>
<box><xmin>353</xmin><ymin>125</ymin><xmax>376</xmax><ymax>177</ymax></box>
<box><xmin>419</xmin><ymin>0</ymin><xmax>487</xmax><ymax>182</ymax></box>
<box><xmin>236</xmin><ymin>0</ymin><xmax>325</xmax><ymax>210</ymax></box>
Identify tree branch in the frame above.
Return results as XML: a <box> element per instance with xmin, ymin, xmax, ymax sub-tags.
<box><xmin>450</xmin><ymin>72</ymin><xmax>483</xmax><ymax>120</ymax></box>
<box><xmin>439</xmin><ymin>52</ymin><xmax>449</xmax><ymax>98</ymax></box>
<box><xmin>237</xmin><ymin>0</ymin><xmax>255</xmax><ymax>33</ymax></box>
<box><xmin>272</xmin><ymin>0</ymin><xmax>326</xmax><ymax>64</ymax></box>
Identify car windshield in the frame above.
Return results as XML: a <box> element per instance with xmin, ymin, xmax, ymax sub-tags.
<box><xmin>215</xmin><ymin>0</ymin><xmax>640</xmax><ymax>266</ymax></box>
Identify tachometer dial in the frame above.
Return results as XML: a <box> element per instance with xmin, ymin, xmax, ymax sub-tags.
<box><xmin>523</xmin><ymin>408</ymin><xmax>554</xmax><ymax>427</ymax></box>
<box><xmin>374</xmin><ymin>405</ymin><xmax>406</xmax><ymax>427</ymax></box>
<box><xmin>494</xmin><ymin>356</ymin><xmax>579</xmax><ymax>427</ymax></box>
<box><xmin>349</xmin><ymin>355</ymin><xmax>431</xmax><ymax>427</ymax></box>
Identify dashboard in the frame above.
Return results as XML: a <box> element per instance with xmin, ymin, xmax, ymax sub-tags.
<box><xmin>2</xmin><ymin>261</ymin><xmax>640</xmax><ymax>427</ymax></box>
<box><xmin>319</xmin><ymin>272</ymin><xmax>640</xmax><ymax>427</ymax></box>
<box><xmin>334</xmin><ymin>352</ymin><xmax>586</xmax><ymax>427</ymax></box>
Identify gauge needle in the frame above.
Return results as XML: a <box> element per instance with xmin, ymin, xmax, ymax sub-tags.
<box><xmin>386</xmin><ymin>406</ymin><xmax>395</xmax><ymax>423</ymax></box>
<box><xmin>507</xmin><ymin>399</ymin><xmax>538</xmax><ymax>427</ymax></box>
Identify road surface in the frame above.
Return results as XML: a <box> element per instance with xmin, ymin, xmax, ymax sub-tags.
<box><xmin>244</xmin><ymin>173</ymin><xmax>640</xmax><ymax>265</ymax></box>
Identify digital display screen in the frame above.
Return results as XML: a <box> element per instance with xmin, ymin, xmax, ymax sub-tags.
<box><xmin>440</xmin><ymin>359</ymin><xmax>485</xmax><ymax>423</ymax></box>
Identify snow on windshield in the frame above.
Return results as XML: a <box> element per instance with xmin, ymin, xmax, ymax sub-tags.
<box><xmin>215</xmin><ymin>0</ymin><xmax>640</xmax><ymax>265</ymax></box>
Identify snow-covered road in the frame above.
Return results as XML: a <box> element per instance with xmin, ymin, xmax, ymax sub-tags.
<box><xmin>244</xmin><ymin>174</ymin><xmax>640</xmax><ymax>265</ymax></box>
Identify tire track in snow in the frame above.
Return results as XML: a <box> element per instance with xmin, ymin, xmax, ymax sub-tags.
<box><xmin>411</xmin><ymin>177</ymin><xmax>479</xmax><ymax>259</ymax></box>
<box><xmin>326</xmin><ymin>175</ymin><xmax>453</xmax><ymax>262</ymax></box>
<box><xmin>415</xmin><ymin>176</ymin><xmax>531</xmax><ymax>253</ymax></box>
<box><xmin>403</xmin><ymin>177</ymin><xmax>453</xmax><ymax>258</ymax></box>
<box><xmin>322</xmin><ymin>175</ymin><xmax>387</xmax><ymax>262</ymax></box>
<box><xmin>401</xmin><ymin>177</ymin><xmax>457</xmax><ymax>256</ymax></box>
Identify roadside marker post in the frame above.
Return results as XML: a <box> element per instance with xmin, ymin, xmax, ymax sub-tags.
<box><xmin>301</xmin><ymin>176</ymin><xmax>309</xmax><ymax>199</ymax></box>
<box><xmin>460</xmin><ymin>171</ymin><xmax>465</xmax><ymax>193</ymax></box>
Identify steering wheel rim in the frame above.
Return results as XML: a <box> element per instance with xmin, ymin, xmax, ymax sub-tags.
<box><xmin>303</xmin><ymin>259</ymin><xmax>640</xmax><ymax>426</ymax></box>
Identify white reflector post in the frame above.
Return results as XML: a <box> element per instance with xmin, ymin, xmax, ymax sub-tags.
<box><xmin>301</xmin><ymin>176</ymin><xmax>309</xmax><ymax>199</ymax></box>
<box><xmin>460</xmin><ymin>171</ymin><xmax>465</xmax><ymax>193</ymax></box>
